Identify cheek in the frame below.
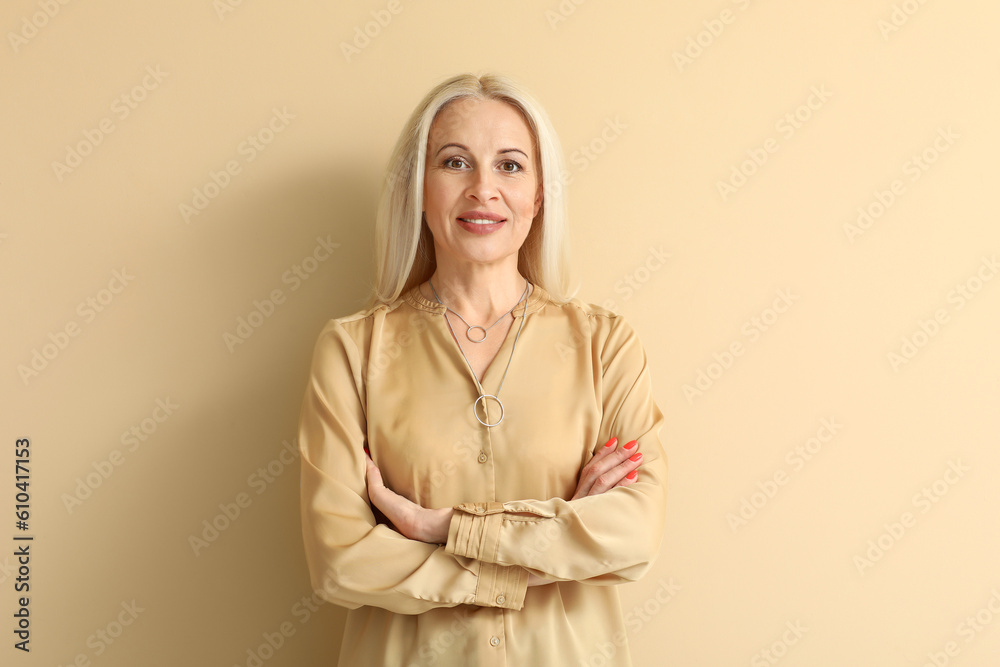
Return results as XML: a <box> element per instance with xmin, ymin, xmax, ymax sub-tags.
<box><xmin>425</xmin><ymin>174</ymin><xmax>465</xmax><ymax>209</ymax></box>
<box><xmin>423</xmin><ymin>176</ymin><xmax>446</xmax><ymax>213</ymax></box>
<box><xmin>511</xmin><ymin>186</ymin><xmax>538</xmax><ymax>216</ymax></box>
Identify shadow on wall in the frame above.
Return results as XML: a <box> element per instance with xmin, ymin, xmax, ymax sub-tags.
<box><xmin>57</xmin><ymin>167</ymin><xmax>380</xmax><ymax>665</ymax></box>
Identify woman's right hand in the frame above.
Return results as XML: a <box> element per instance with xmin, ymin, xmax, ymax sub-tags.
<box><xmin>570</xmin><ymin>436</ymin><xmax>642</xmax><ymax>500</ymax></box>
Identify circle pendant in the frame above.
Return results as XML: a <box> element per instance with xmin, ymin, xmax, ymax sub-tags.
<box><xmin>466</xmin><ymin>325</ymin><xmax>488</xmax><ymax>343</ymax></box>
<box><xmin>474</xmin><ymin>394</ymin><xmax>504</xmax><ymax>427</ymax></box>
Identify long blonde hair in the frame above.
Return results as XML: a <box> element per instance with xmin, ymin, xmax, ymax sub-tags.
<box><xmin>365</xmin><ymin>73</ymin><xmax>575</xmax><ymax>309</ymax></box>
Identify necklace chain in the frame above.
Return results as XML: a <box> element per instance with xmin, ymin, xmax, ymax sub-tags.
<box><xmin>428</xmin><ymin>280</ymin><xmax>524</xmax><ymax>343</ymax></box>
<box><xmin>428</xmin><ymin>277</ymin><xmax>530</xmax><ymax>427</ymax></box>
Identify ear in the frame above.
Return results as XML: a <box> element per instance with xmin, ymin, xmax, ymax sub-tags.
<box><xmin>533</xmin><ymin>187</ymin><xmax>543</xmax><ymax>219</ymax></box>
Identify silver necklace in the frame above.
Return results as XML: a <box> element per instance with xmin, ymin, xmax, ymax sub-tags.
<box><xmin>428</xmin><ymin>277</ymin><xmax>530</xmax><ymax>427</ymax></box>
<box><xmin>428</xmin><ymin>280</ymin><xmax>524</xmax><ymax>343</ymax></box>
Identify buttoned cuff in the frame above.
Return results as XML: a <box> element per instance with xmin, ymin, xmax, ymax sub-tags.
<box><xmin>473</xmin><ymin>562</ymin><xmax>527</xmax><ymax>610</ymax></box>
<box><xmin>446</xmin><ymin>502</ymin><xmax>506</xmax><ymax>563</ymax></box>
<box><xmin>446</xmin><ymin>502</ymin><xmax>527</xmax><ymax>610</ymax></box>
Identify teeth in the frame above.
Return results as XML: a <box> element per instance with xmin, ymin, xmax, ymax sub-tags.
<box><xmin>461</xmin><ymin>218</ymin><xmax>503</xmax><ymax>225</ymax></box>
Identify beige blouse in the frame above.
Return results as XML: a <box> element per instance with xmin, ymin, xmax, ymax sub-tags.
<box><xmin>298</xmin><ymin>281</ymin><xmax>668</xmax><ymax>666</ymax></box>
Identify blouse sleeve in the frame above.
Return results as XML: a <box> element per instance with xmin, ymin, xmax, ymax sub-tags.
<box><xmin>443</xmin><ymin>314</ymin><xmax>668</xmax><ymax>585</ymax></box>
<box><xmin>298</xmin><ymin>319</ymin><xmax>529</xmax><ymax>614</ymax></box>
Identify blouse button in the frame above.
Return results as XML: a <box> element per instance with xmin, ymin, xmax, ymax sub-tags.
<box><xmin>496</xmin><ymin>594</ymin><xmax>505</xmax><ymax>605</ymax></box>
<box><xmin>478</xmin><ymin>451</ymin><xmax>488</xmax><ymax>464</ymax></box>
<box><xmin>489</xmin><ymin>636</ymin><xmax>500</xmax><ymax>647</ymax></box>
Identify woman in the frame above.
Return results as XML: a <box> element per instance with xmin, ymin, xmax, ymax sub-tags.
<box><xmin>298</xmin><ymin>73</ymin><xmax>668</xmax><ymax>666</ymax></box>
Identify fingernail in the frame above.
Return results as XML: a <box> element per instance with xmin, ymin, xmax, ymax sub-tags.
<box><xmin>629</xmin><ymin>453</ymin><xmax>642</xmax><ymax>462</ymax></box>
<box><xmin>604</xmin><ymin>437</ymin><xmax>618</xmax><ymax>448</ymax></box>
<box><xmin>626</xmin><ymin>470</ymin><xmax>638</xmax><ymax>480</ymax></box>
<box><xmin>623</xmin><ymin>440</ymin><xmax>638</xmax><ymax>450</ymax></box>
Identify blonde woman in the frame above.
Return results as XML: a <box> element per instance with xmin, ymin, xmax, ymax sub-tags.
<box><xmin>298</xmin><ymin>72</ymin><xmax>668</xmax><ymax>666</ymax></box>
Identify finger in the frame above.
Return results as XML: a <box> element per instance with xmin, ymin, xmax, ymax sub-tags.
<box><xmin>592</xmin><ymin>458</ymin><xmax>641</xmax><ymax>495</ymax></box>
<box><xmin>588</xmin><ymin>450</ymin><xmax>642</xmax><ymax>496</ymax></box>
<box><xmin>614</xmin><ymin>468</ymin><xmax>639</xmax><ymax>489</ymax></box>
<box><xmin>582</xmin><ymin>436</ymin><xmax>624</xmax><ymax>474</ymax></box>
<box><xmin>365</xmin><ymin>455</ymin><xmax>381</xmax><ymax>486</ymax></box>
<box><xmin>570</xmin><ymin>444</ymin><xmax>618</xmax><ymax>500</ymax></box>
<box><xmin>366</xmin><ymin>464</ymin><xmax>405</xmax><ymax>522</ymax></box>
<box><xmin>365</xmin><ymin>459</ymin><xmax>393</xmax><ymax>512</ymax></box>
<box><xmin>574</xmin><ymin>443</ymin><xmax>622</xmax><ymax>498</ymax></box>
<box><xmin>592</xmin><ymin>436</ymin><xmax>619</xmax><ymax>461</ymax></box>
<box><xmin>571</xmin><ymin>437</ymin><xmax>618</xmax><ymax>499</ymax></box>
<box><xmin>576</xmin><ymin>439</ymin><xmax>639</xmax><ymax>497</ymax></box>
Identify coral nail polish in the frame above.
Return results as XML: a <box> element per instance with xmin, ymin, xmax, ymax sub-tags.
<box><xmin>604</xmin><ymin>437</ymin><xmax>618</xmax><ymax>448</ymax></box>
<box><xmin>625</xmin><ymin>470</ymin><xmax>638</xmax><ymax>480</ymax></box>
<box><xmin>623</xmin><ymin>440</ymin><xmax>638</xmax><ymax>450</ymax></box>
<box><xmin>629</xmin><ymin>453</ymin><xmax>642</xmax><ymax>462</ymax></box>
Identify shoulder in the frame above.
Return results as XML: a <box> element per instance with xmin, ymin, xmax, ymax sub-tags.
<box><xmin>543</xmin><ymin>294</ymin><xmax>640</xmax><ymax>339</ymax></box>
<box><xmin>536</xmin><ymin>293</ymin><xmax>649</xmax><ymax>371</ymax></box>
<box><xmin>546</xmin><ymin>294</ymin><xmax>618</xmax><ymax>320</ymax></box>
<box><xmin>322</xmin><ymin>293</ymin><xmax>412</xmax><ymax>334</ymax></box>
<box><xmin>309</xmin><ymin>295</ymin><xmax>411</xmax><ymax>358</ymax></box>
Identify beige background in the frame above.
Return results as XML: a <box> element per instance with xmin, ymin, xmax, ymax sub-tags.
<box><xmin>2</xmin><ymin>1</ymin><xmax>999</xmax><ymax>665</ymax></box>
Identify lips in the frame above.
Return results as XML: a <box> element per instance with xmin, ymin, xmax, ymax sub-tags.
<box><xmin>457</xmin><ymin>210</ymin><xmax>506</xmax><ymax>223</ymax></box>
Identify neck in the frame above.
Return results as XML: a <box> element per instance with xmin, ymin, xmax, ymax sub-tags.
<box><xmin>427</xmin><ymin>261</ymin><xmax>529</xmax><ymax>323</ymax></box>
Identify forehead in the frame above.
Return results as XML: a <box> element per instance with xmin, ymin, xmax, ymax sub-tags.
<box><xmin>428</xmin><ymin>98</ymin><xmax>535</xmax><ymax>151</ymax></box>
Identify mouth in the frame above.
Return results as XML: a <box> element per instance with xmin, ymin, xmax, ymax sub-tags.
<box><xmin>458</xmin><ymin>217</ymin><xmax>507</xmax><ymax>225</ymax></box>
<box><xmin>456</xmin><ymin>214</ymin><xmax>506</xmax><ymax>235</ymax></box>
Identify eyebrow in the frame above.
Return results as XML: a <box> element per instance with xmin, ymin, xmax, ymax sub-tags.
<box><xmin>433</xmin><ymin>142</ymin><xmax>529</xmax><ymax>159</ymax></box>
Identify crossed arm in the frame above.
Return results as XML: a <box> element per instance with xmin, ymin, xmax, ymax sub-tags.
<box><xmin>365</xmin><ymin>437</ymin><xmax>642</xmax><ymax>544</ymax></box>
<box><xmin>364</xmin><ymin>435</ymin><xmax>646</xmax><ymax>585</ymax></box>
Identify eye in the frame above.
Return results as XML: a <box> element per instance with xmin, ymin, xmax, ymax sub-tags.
<box><xmin>443</xmin><ymin>156</ymin><xmax>468</xmax><ymax>169</ymax></box>
<box><xmin>499</xmin><ymin>160</ymin><xmax>523</xmax><ymax>173</ymax></box>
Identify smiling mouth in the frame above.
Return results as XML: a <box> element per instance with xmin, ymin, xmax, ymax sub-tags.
<box><xmin>458</xmin><ymin>218</ymin><xmax>506</xmax><ymax>224</ymax></box>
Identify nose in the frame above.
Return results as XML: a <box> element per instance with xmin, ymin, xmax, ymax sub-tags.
<box><xmin>465</xmin><ymin>167</ymin><xmax>499</xmax><ymax>203</ymax></box>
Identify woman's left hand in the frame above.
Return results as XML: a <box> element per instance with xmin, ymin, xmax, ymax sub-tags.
<box><xmin>365</xmin><ymin>454</ymin><xmax>452</xmax><ymax>544</ymax></box>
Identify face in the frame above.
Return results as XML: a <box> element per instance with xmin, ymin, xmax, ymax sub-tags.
<box><xmin>422</xmin><ymin>97</ymin><xmax>542</xmax><ymax>273</ymax></box>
